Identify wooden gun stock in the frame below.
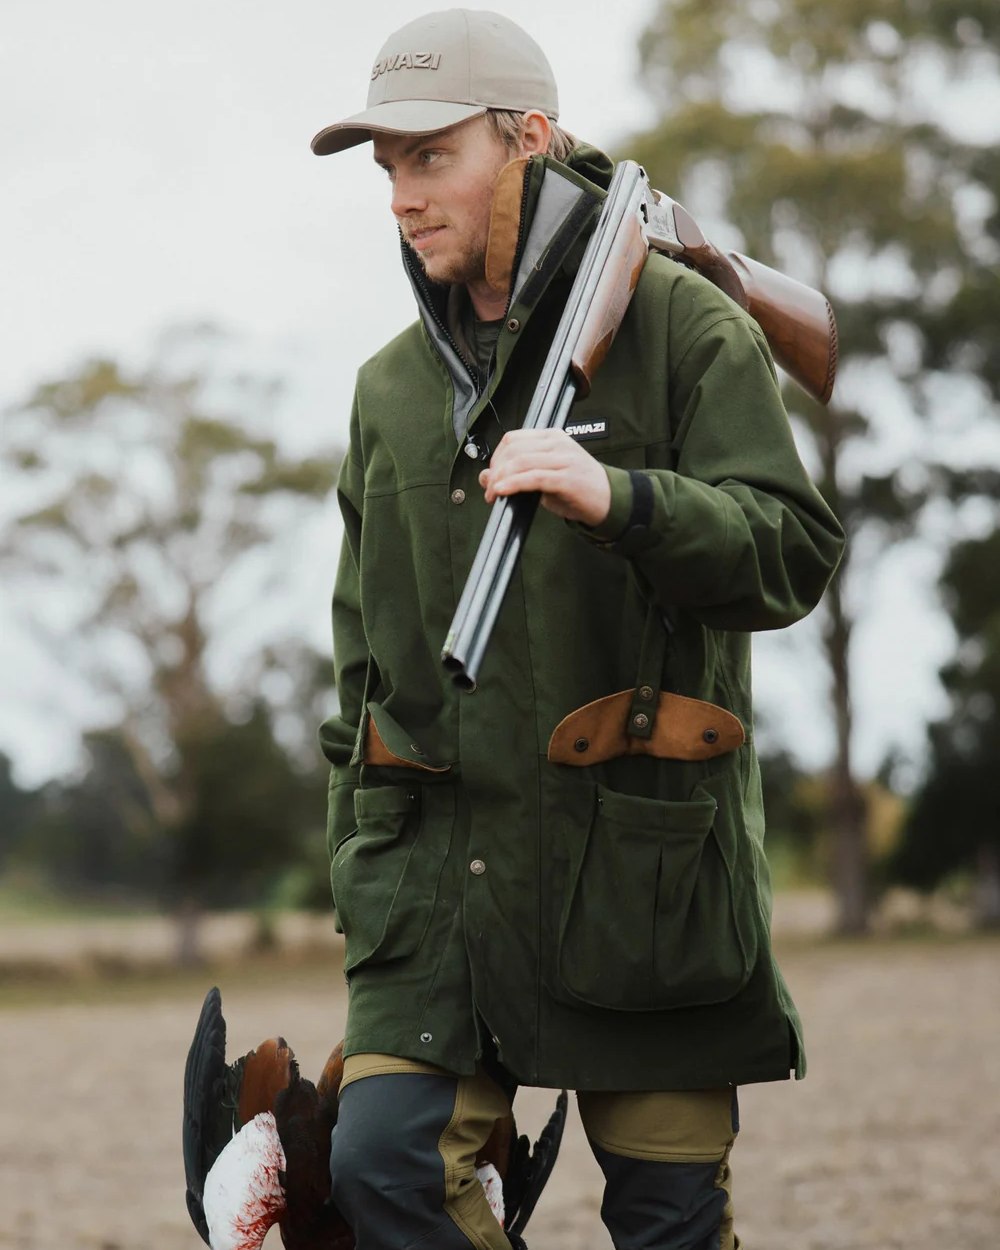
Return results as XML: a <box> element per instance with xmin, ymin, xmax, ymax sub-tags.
<box><xmin>727</xmin><ymin>253</ymin><xmax>838</xmax><ymax>405</ymax></box>
<box><xmin>666</xmin><ymin>200</ymin><xmax>838</xmax><ymax>404</ymax></box>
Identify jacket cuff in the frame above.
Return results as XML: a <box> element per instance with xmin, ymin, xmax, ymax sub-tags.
<box><xmin>570</xmin><ymin>465</ymin><xmax>633</xmax><ymax>545</ymax></box>
<box><xmin>573</xmin><ymin>466</ymin><xmax>657</xmax><ymax>554</ymax></box>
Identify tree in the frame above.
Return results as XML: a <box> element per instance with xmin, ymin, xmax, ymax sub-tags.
<box><xmin>757</xmin><ymin>746</ymin><xmax>829</xmax><ymax>883</ymax></box>
<box><xmin>1</xmin><ymin>326</ymin><xmax>340</xmax><ymax>958</ymax></box>
<box><xmin>891</xmin><ymin>529</ymin><xmax>1000</xmax><ymax>927</ymax></box>
<box><xmin>10</xmin><ymin>729</ymin><xmax>159</xmax><ymax>904</ymax></box>
<box><xmin>0</xmin><ymin>752</ymin><xmax>40</xmax><ymax>874</ymax></box>
<box><xmin>628</xmin><ymin>0</ymin><xmax>1000</xmax><ymax>931</ymax></box>
<box><xmin>9</xmin><ymin>704</ymin><xmax>332</xmax><ymax>920</ymax></box>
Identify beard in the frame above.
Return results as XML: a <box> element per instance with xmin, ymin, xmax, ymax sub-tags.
<box><xmin>408</xmin><ymin>231</ymin><xmax>488</xmax><ymax>288</ymax></box>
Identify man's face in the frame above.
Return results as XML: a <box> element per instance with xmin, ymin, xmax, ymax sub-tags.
<box><xmin>373</xmin><ymin>117</ymin><xmax>513</xmax><ymax>288</ymax></box>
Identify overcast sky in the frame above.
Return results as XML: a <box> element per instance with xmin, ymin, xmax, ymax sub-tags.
<box><xmin>1</xmin><ymin>0</ymin><xmax>656</xmax><ymax>406</ymax></box>
<box><xmin>0</xmin><ymin>0</ymin><xmax>984</xmax><ymax>786</ymax></box>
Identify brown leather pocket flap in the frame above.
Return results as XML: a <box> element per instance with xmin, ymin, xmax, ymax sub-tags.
<box><xmin>548</xmin><ymin>689</ymin><xmax>745</xmax><ymax>766</ymax></box>
<box><xmin>363</xmin><ymin>704</ymin><xmax>451</xmax><ymax>774</ymax></box>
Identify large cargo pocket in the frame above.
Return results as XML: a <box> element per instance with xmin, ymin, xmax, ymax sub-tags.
<box><xmin>557</xmin><ymin>781</ymin><xmax>757</xmax><ymax>1011</ymax></box>
<box><xmin>332</xmin><ymin>784</ymin><xmax>451</xmax><ymax>975</ymax></box>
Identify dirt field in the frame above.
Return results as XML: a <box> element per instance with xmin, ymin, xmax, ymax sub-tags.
<box><xmin>0</xmin><ymin>924</ymin><xmax>997</xmax><ymax>1249</ymax></box>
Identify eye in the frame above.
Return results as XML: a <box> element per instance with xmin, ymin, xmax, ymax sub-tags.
<box><xmin>418</xmin><ymin>149</ymin><xmax>442</xmax><ymax>166</ymax></box>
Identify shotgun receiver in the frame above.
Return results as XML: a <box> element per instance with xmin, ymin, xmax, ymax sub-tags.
<box><xmin>440</xmin><ymin>160</ymin><xmax>837</xmax><ymax>691</ymax></box>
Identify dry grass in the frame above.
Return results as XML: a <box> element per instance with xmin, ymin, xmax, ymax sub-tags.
<box><xmin>0</xmin><ymin>913</ymin><xmax>997</xmax><ymax>1249</ymax></box>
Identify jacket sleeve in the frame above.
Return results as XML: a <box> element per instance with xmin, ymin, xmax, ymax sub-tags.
<box><xmin>582</xmin><ymin>306</ymin><xmax>844</xmax><ymax>631</ymax></box>
<box><xmin>318</xmin><ymin>399</ymin><xmax>368</xmax><ymax>880</ymax></box>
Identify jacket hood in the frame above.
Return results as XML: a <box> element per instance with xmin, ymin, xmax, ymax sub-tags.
<box><xmin>562</xmin><ymin>142</ymin><xmax>614</xmax><ymax>191</ymax></box>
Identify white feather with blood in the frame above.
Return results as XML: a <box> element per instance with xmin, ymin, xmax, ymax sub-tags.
<box><xmin>202</xmin><ymin>1111</ymin><xmax>287</xmax><ymax>1250</ymax></box>
<box><xmin>475</xmin><ymin>1162</ymin><xmax>505</xmax><ymax>1227</ymax></box>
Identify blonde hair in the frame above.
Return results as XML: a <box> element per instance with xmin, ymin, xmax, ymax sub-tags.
<box><xmin>486</xmin><ymin>109</ymin><xmax>578</xmax><ymax>163</ymax></box>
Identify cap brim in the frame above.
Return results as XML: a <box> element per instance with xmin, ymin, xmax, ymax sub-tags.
<box><xmin>311</xmin><ymin>99</ymin><xmax>489</xmax><ymax>155</ymax></box>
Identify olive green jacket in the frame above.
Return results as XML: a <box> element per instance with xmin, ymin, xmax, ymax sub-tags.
<box><xmin>319</xmin><ymin>146</ymin><xmax>844</xmax><ymax>1090</ymax></box>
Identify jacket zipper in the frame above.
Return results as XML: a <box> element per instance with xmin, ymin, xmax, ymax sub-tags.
<box><xmin>502</xmin><ymin>160</ymin><xmax>534</xmax><ymax>321</ymax></box>
<box><xmin>401</xmin><ymin>240</ymin><xmax>482</xmax><ymax>395</ymax></box>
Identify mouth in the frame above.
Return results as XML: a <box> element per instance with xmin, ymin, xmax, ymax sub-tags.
<box><xmin>408</xmin><ymin>226</ymin><xmax>445</xmax><ymax>252</ymax></box>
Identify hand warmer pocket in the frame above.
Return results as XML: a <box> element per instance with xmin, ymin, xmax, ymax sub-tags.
<box><xmin>332</xmin><ymin>784</ymin><xmax>452</xmax><ymax>975</ymax></box>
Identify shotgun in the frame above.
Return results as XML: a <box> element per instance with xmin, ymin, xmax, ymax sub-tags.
<box><xmin>440</xmin><ymin>160</ymin><xmax>837</xmax><ymax>691</ymax></box>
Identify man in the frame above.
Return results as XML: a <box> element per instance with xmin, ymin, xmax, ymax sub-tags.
<box><xmin>313</xmin><ymin>10</ymin><xmax>844</xmax><ymax>1249</ymax></box>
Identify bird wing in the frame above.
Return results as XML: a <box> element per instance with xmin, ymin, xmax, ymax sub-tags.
<box><xmin>183</xmin><ymin>986</ymin><xmax>231</xmax><ymax>1245</ymax></box>
<box><xmin>503</xmin><ymin>1089</ymin><xmax>569</xmax><ymax>1239</ymax></box>
<box><xmin>183</xmin><ymin>987</ymin><xmax>296</xmax><ymax>1246</ymax></box>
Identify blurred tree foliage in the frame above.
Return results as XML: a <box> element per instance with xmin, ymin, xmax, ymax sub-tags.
<box><xmin>759</xmin><ymin>745</ymin><xmax>905</xmax><ymax>889</ymax></box>
<box><xmin>629</xmin><ymin>0</ymin><xmax>1000</xmax><ymax>932</ymax></box>
<box><xmin>890</xmin><ymin>530</ymin><xmax>1000</xmax><ymax>927</ymax></box>
<box><xmin>0</xmin><ymin>752</ymin><xmax>41</xmax><ymax>873</ymax></box>
<box><xmin>9</xmin><ymin>702</ymin><xmax>331</xmax><ymax>912</ymax></box>
<box><xmin>1</xmin><ymin>327</ymin><xmax>341</xmax><ymax>958</ymax></box>
<box><xmin>757</xmin><ymin>747</ymin><xmax>829</xmax><ymax>884</ymax></box>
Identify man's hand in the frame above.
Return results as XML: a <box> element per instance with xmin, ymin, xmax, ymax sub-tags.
<box><xmin>478</xmin><ymin>429</ymin><xmax>611</xmax><ymax>528</ymax></box>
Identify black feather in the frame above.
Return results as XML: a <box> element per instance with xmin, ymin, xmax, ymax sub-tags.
<box><xmin>182</xmin><ymin>986</ymin><xmax>234</xmax><ymax>1245</ymax></box>
<box><xmin>504</xmin><ymin>1089</ymin><xmax>568</xmax><ymax>1238</ymax></box>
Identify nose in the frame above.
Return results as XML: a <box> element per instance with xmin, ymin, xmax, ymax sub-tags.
<box><xmin>390</xmin><ymin>169</ymin><xmax>428</xmax><ymax>220</ymax></box>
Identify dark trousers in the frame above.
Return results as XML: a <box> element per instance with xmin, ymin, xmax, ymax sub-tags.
<box><xmin>329</xmin><ymin>1053</ymin><xmax>739</xmax><ymax>1250</ymax></box>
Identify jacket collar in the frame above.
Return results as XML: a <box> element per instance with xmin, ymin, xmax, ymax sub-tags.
<box><xmin>483</xmin><ymin>143</ymin><xmax>614</xmax><ymax>298</ymax></box>
<box><xmin>399</xmin><ymin>144</ymin><xmax>614</xmax><ymax>440</ymax></box>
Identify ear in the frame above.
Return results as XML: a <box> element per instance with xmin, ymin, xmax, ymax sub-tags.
<box><xmin>519</xmin><ymin>110</ymin><xmax>552</xmax><ymax>157</ymax></box>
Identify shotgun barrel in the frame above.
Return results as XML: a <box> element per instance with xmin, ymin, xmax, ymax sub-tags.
<box><xmin>441</xmin><ymin>161</ymin><xmax>650</xmax><ymax>691</ymax></box>
<box><xmin>441</xmin><ymin>162</ymin><xmax>838</xmax><ymax>690</ymax></box>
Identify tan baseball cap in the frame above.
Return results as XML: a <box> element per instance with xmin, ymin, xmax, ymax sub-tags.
<box><xmin>310</xmin><ymin>9</ymin><xmax>559</xmax><ymax>156</ymax></box>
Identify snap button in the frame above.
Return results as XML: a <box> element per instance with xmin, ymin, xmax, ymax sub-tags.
<box><xmin>573</xmin><ymin>737</ymin><xmax>589</xmax><ymax>753</ymax></box>
<box><xmin>420</xmin><ymin>1032</ymin><xmax>433</xmax><ymax>1043</ymax></box>
<box><xmin>451</xmin><ymin>488</ymin><xmax>466</xmax><ymax>505</ymax></box>
<box><xmin>470</xmin><ymin>859</ymin><xmax>486</xmax><ymax>876</ymax></box>
<box><xmin>506</xmin><ymin>317</ymin><xmax>521</xmax><ymax>332</ymax></box>
<box><xmin>632</xmin><ymin>712</ymin><xmax>650</xmax><ymax>730</ymax></box>
<box><xmin>703</xmin><ymin>728</ymin><xmax>720</xmax><ymax>744</ymax></box>
<box><xmin>638</xmin><ymin>685</ymin><xmax>654</xmax><ymax>701</ymax></box>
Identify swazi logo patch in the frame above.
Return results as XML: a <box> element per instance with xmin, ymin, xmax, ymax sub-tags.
<box><xmin>371</xmin><ymin>52</ymin><xmax>442</xmax><ymax>79</ymax></box>
<box><xmin>565</xmin><ymin>417</ymin><xmax>609</xmax><ymax>441</ymax></box>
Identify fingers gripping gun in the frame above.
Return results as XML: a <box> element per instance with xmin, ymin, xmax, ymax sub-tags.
<box><xmin>441</xmin><ymin>160</ymin><xmax>838</xmax><ymax>691</ymax></box>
